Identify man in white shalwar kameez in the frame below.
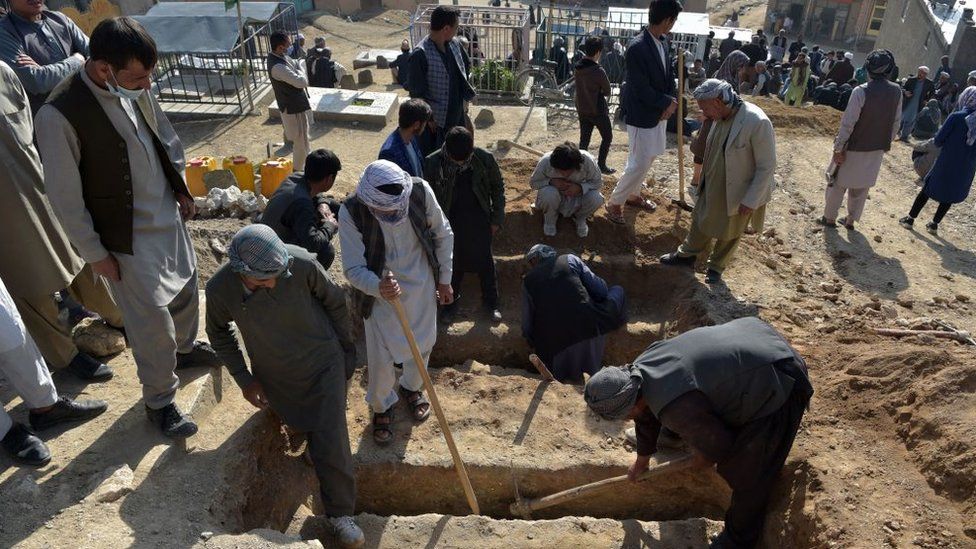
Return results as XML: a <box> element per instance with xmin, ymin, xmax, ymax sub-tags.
<box><xmin>34</xmin><ymin>18</ymin><xmax>219</xmax><ymax>439</ymax></box>
<box><xmin>339</xmin><ymin>160</ymin><xmax>454</xmax><ymax>444</ymax></box>
<box><xmin>820</xmin><ymin>50</ymin><xmax>902</xmax><ymax>231</ymax></box>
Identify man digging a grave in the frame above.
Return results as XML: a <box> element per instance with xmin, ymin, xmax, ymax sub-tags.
<box><xmin>204</xmin><ymin>225</ymin><xmax>363</xmax><ymax>548</ymax></box>
<box><xmin>584</xmin><ymin>317</ymin><xmax>814</xmax><ymax>549</ymax></box>
<box><xmin>339</xmin><ymin>160</ymin><xmax>454</xmax><ymax>444</ymax></box>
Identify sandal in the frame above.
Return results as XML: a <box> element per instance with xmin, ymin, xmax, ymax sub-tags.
<box><xmin>605</xmin><ymin>205</ymin><xmax>626</xmax><ymax>225</ymax></box>
<box><xmin>373</xmin><ymin>409</ymin><xmax>394</xmax><ymax>445</ymax></box>
<box><xmin>401</xmin><ymin>388</ymin><xmax>431</xmax><ymax>422</ymax></box>
<box><xmin>815</xmin><ymin>216</ymin><xmax>837</xmax><ymax>228</ymax></box>
<box><xmin>625</xmin><ymin>196</ymin><xmax>657</xmax><ymax>211</ymax></box>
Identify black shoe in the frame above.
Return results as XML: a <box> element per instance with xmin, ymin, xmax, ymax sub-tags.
<box><xmin>176</xmin><ymin>341</ymin><xmax>222</xmax><ymax>370</ymax></box>
<box><xmin>705</xmin><ymin>269</ymin><xmax>723</xmax><ymax>284</ymax></box>
<box><xmin>29</xmin><ymin>396</ymin><xmax>107</xmax><ymax>431</ymax></box>
<box><xmin>659</xmin><ymin>252</ymin><xmax>696</xmax><ymax>267</ymax></box>
<box><xmin>146</xmin><ymin>403</ymin><xmax>198</xmax><ymax>438</ymax></box>
<box><xmin>599</xmin><ymin>165</ymin><xmax>617</xmax><ymax>175</ymax></box>
<box><xmin>1</xmin><ymin>423</ymin><xmax>51</xmax><ymax>466</ymax></box>
<box><xmin>67</xmin><ymin>352</ymin><xmax>114</xmax><ymax>382</ymax></box>
<box><xmin>925</xmin><ymin>221</ymin><xmax>938</xmax><ymax>235</ymax></box>
<box><xmin>898</xmin><ymin>216</ymin><xmax>915</xmax><ymax>229</ymax></box>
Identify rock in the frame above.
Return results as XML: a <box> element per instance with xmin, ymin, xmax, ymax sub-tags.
<box><xmin>203</xmin><ymin>169</ymin><xmax>237</xmax><ymax>191</ymax></box>
<box><xmin>874</xmin><ymin>235</ymin><xmax>882</xmax><ymax>243</ymax></box>
<box><xmin>796</xmin><ymin>283</ymin><xmax>808</xmax><ymax>293</ymax></box>
<box><xmin>209</xmin><ymin>238</ymin><xmax>227</xmax><ymax>257</ymax></box>
<box><xmin>376</xmin><ymin>55</ymin><xmax>390</xmax><ymax>69</ymax></box>
<box><xmin>940</xmin><ymin>272</ymin><xmax>955</xmax><ymax>281</ymax></box>
<box><xmin>880</xmin><ymin>305</ymin><xmax>898</xmax><ymax>319</ymax></box>
<box><xmin>72</xmin><ymin>318</ymin><xmax>126</xmax><ymax>357</ymax></box>
<box><xmin>777</xmin><ymin>251</ymin><xmax>793</xmax><ymax>258</ymax></box>
<box><xmin>956</xmin><ymin>294</ymin><xmax>971</xmax><ymax>303</ymax></box>
<box><xmin>200</xmin><ymin>531</ymin><xmax>214</xmax><ymax>541</ymax></box>
<box><xmin>820</xmin><ymin>282</ymin><xmax>842</xmax><ymax>294</ymax></box>
<box><xmin>885</xmin><ymin>520</ymin><xmax>902</xmax><ymax>531</ymax></box>
<box><xmin>339</xmin><ymin>74</ymin><xmax>357</xmax><ymax>89</ymax></box>
<box><xmin>474</xmin><ymin>108</ymin><xmax>495</xmax><ymax>129</ymax></box>
<box><xmin>932</xmin><ymin>296</ymin><xmax>948</xmax><ymax>304</ymax></box>
<box><xmin>789</xmin><ymin>208</ymin><xmax>798</xmax><ymax>215</ymax></box>
<box><xmin>9</xmin><ymin>475</ymin><xmax>40</xmax><ymax>504</ymax></box>
<box><xmin>357</xmin><ymin>70</ymin><xmax>374</xmax><ymax>86</ymax></box>
<box><xmin>897</xmin><ymin>297</ymin><xmax>914</xmax><ymax>309</ymax></box>
<box><xmin>762</xmin><ymin>227</ymin><xmax>777</xmax><ymax>238</ymax></box>
<box><xmin>90</xmin><ymin>464</ymin><xmax>134</xmax><ymax>503</ymax></box>
<box><xmin>764</xmin><ymin>257</ymin><xmax>779</xmax><ymax>270</ymax></box>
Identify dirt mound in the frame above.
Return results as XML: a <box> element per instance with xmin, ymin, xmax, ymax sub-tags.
<box><xmin>747</xmin><ymin>96</ymin><xmax>843</xmax><ymax>135</ymax></box>
<box><xmin>187</xmin><ymin>218</ymin><xmax>250</xmax><ymax>287</ymax></box>
<box><xmin>496</xmin><ymin>157</ymin><xmax>682</xmax><ymax>258</ymax></box>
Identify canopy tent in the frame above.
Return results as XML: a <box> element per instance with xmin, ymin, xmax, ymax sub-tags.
<box><xmin>144</xmin><ymin>1</ymin><xmax>288</xmax><ymax>21</ymax></box>
<box><xmin>132</xmin><ymin>16</ymin><xmax>242</xmax><ymax>54</ymax></box>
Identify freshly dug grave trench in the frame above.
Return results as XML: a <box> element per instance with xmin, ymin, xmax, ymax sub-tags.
<box><xmin>214</xmin><ymin>364</ymin><xmax>731</xmax><ymax>537</ymax></box>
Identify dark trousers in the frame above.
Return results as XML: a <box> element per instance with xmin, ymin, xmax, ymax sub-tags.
<box><xmin>304</xmin><ymin>362</ymin><xmax>357</xmax><ymax>517</ymax></box>
<box><xmin>715</xmin><ymin>377</ymin><xmax>811</xmax><ymax>548</ymax></box>
<box><xmin>579</xmin><ymin>112</ymin><xmax>613</xmax><ymax>168</ymax></box>
<box><xmin>450</xmin><ymin>261</ymin><xmax>499</xmax><ymax>310</ymax></box>
<box><xmin>909</xmin><ymin>189</ymin><xmax>952</xmax><ymax>224</ymax></box>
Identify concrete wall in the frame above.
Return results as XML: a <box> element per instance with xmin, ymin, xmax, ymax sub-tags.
<box><xmin>875</xmin><ymin>0</ymin><xmax>952</xmax><ymax>77</ymax></box>
<box><xmin>313</xmin><ymin>0</ymin><xmax>417</xmax><ymax>15</ymax></box>
<box><xmin>949</xmin><ymin>19</ymin><xmax>976</xmax><ymax>83</ymax></box>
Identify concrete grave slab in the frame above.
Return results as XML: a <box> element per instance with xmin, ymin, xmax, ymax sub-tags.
<box><xmin>353</xmin><ymin>49</ymin><xmax>402</xmax><ymax>69</ymax></box>
<box><xmin>269</xmin><ymin>88</ymin><xmax>399</xmax><ymax>125</ymax></box>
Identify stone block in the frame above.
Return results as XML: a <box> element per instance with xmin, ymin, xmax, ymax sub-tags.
<box><xmin>474</xmin><ymin>108</ymin><xmax>495</xmax><ymax>129</ymax></box>
<box><xmin>358</xmin><ymin>70</ymin><xmax>374</xmax><ymax>86</ymax></box>
<box><xmin>203</xmin><ymin>169</ymin><xmax>238</xmax><ymax>191</ymax></box>
<box><xmin>339</xmin><ymin>74</ymin><xmax>357</xmax><ymax>90</ymax></box>
<box><xmin>376</xmin><ymin>55</ymin><xmax>390</xmax><ymax>69</ymax></box>
<box><xmin>72</xmin><ymin>318</ymin><xmax>126</xmax><ymax>357</ymax></box>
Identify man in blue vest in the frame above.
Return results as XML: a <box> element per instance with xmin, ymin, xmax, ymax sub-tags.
<box><xmin>585</xmin><ymin>317</ymin><xmax>813</xmax><ymax>549</ymax></box>
<box><xmin>407</xmin><ymin>5</ymin><xmax>475</xmax><ymax>154</ymax></box>
<box><xmin>0</xmin><ymin>0</ymin><xmax>89</xmax><ymax>113</ymax></box>
<box><xmin>268</xmin><ymin>31</ymin><xmax>312</xmax><ymax>172</ymax></box>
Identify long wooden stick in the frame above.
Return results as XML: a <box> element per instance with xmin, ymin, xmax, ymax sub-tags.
<box><xmin>391</xmin><ymin>297</ymin><xmax>481</xmax><ymax>514</ymax></box>
<box><xmin>511</xmin><ymin>454</ymin><xmax>695</xmax><ymax>517</ymax></box>
<box><xmin>873</xmin><ymin>328</ymin><xmax>973</xmax><ymax>343</ymax></box>
<box><xmin>676</xmin><ymin>49</ymin><xmax>686</xmax><ymax>204</ymax></box>
<box><xmin>498</xmin><ymin>139</ymin><xmax>545</xmax><ymax>158</ymax></box>
<box><xmin>528</xmin><ymin>353</ymin><xmax>556</xmax><ymax>382</ymax></box>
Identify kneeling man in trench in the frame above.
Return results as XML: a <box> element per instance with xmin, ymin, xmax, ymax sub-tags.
<box><xmin>203</xmin><ymin>225</ymin><xmax>363</xmax><ymax>548</ymax></box>
<box><xmin>584</xmin><ymin>317</ymin><xmax>814</xmax><ymax>549</ymax></box>
<box><xmin>521</xmin><ymin>244</ymin><xmax>626</xmax><ymax>383</ymax></box>
<box><xmin>339</xmin><ymin>160</ymin><xmax>454</xmax><ymax>445</ymax></box>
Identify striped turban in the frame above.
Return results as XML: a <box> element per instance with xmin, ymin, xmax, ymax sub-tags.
<box><xmin>356</xmin><ymin>160</ymin><xmax>414</xmax><ymax>225</ymax></box>
<box><xmin>227</xmin><ymin>225</ymin><xmax>292</xmax><ymax>280</ymax></box>
<box><xmin>584</xmin><ymin>365</ymin><xmax>643</xmax><ymax>420</ymax></box>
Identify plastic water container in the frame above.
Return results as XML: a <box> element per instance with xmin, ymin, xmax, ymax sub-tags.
<box><xmin>222</xmin><ymin>156</ymin><xmax>255</xmax><ymax>193</ymax></box>
<box><xmin>186</xmin><ymin>156</ymin><xmax>217</xmax><ymax>197</ymax></box>
<box><xmin>259</xmin><ymin>157</ymin><xmax>293</xmax><ymax>197</ymax></box>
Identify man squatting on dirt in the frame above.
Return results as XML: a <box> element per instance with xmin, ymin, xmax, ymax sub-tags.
<box><xmin>338</xmin><ymin>160</ymin><xmax>454</xmax><ymax>446</ymax></box>
<box><xmin>204</xmin><ymin>225</ymin><xmax>364</xmax><ymax>548</ymax></box>
<box><xmin>585</xmin><ymin>317</ymin><xmax>814</xmax><ymax>549</ymax></box>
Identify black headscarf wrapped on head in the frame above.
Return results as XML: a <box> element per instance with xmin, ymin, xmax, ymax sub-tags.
<box><xmin>865</xmin><ymin>49</ymin><xmax>895</xmax><ymax>79</ymax></box>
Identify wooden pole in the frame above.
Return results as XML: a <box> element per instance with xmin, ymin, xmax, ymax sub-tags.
<box><xmin>677</xmin><ymin>48</ymin><xmax>686</xmax><ymax>204</ymax></box>
<box><xmin>235</xmin><ymin>1</ymin><xmax>255</xmax><ymax>113</ymax></box>
<box><xmin>391</xmin><ymin>296</ymin><xmax>481</xmax><ymax>515</ymax></box>
<box><xmin>528</xmin><ymin>354</ymin><xmax>556</xmax><ymax>382</ymax></box>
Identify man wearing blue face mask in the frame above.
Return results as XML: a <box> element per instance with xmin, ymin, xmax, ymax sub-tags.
<box><xmin>35</xmin><ymin>17</ymin><xmax>221</xmax><ymax>440</ymax></box>
<box><xmin>338</xmin><ymin>160</ymin><xmax>454</xmax><ymax>445</ymax></box>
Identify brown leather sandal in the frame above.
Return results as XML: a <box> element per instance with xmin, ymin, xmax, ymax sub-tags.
<box><xmin>400</xmin><ymin>388</ymin><xmax>431</xmax><ymax>422</ymax></box>
<box><xmin>372</xmin><ymin>409</ymin><xmax>394</xmax><ymax>445</ymax></box>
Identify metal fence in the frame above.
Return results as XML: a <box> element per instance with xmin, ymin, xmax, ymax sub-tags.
<box><xmin>149</xmin><ymin>4</ymin><xmax>298</xmax><ymax>112</ymax></box>
<box><xmin>410</xmin><ymin>4</ymin><xmax>532</xmax><ymax>95</ymax></box>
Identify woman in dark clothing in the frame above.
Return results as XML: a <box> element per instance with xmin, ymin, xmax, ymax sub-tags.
<box><xmin>911</xmin><ymin>99</ymin><xmax>942</xmax><ymax>140</ymax></box>
<box><xmin>900</xmin><ymin>86</ymin><xmax>976</xmax><ymax>234</ymax></box>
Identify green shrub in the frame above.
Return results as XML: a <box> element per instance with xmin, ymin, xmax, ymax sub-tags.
<box><xmin>471</xmin><ymin>59</ymin><xmax>516</xmax><ymax>92</ymax></box>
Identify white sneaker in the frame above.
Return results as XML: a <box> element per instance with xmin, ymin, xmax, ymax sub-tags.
<box><xmin>576</xmin><ymin>219</ymin><xmax>589</xmax><ymax>238</ymax></box>
<box><xmin>543</xmin><ymin>222</ymin><xmax>557</xmax><ymax>236</ymax></box>
<box><xmin>329</xmin><ymin>516</ymin><xmax>365</xmax><ymax>549</ymax></box>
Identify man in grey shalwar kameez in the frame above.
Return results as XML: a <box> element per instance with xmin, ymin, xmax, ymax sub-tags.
<box><xmin>205</xmin><ymin>226</ymin><xmax>364</xmax><ymax>549</ymax></box>
<box><xmin>660</xmin><ymin>79</ymin><xmax>776</xmax><ymax>284</ymax></box>
<box><xmin>35</xmin><ymin>18</ymin><xmax>219</xmax><ymax>438</ymax></box>
<box><xmin>339</xmin><ymin>160</ymin><xmax>454</xmax><ymax>445</ymax></box>
<box><xmin>820</xmin><ymin>50</ymin><xmax>902</xmax><ymax>231</ymax></box>
<box><xmin>0</xmin><ymin>59</ymin><xmax>123</xmax><ymax>382</ymax></box>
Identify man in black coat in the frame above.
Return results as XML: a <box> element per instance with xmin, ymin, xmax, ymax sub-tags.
<box><xmin>718</xmin><ymin>30</ymin><xmax>741</xmax><ymax>63</ymax></box>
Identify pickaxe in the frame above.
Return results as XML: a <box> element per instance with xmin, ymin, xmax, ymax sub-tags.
<box><xmin>510</xmin><ymin>454</ymin><xmax>696</xmax><ymax>519</ymax></box>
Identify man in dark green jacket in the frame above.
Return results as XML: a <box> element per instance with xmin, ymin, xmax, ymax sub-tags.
<box><xmin>424</xmin><ymin>126</ymin><xmax>505</xmax><ymax>322</ymax></box>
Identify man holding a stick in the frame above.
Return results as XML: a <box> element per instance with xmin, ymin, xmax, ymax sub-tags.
<box><xmin>204</xmin><ymin>226</ymin><xmax>363</xmax><ymax>548</ymax></box>
<box><xmin>584</xmin><ymin>317</ymin><xmax>813</xmax><ymax>549</ymax></box>
<box><xmin>339</xmin><ymin>160</ymin><xmax>454</xmax><ymax>445</ymax></box>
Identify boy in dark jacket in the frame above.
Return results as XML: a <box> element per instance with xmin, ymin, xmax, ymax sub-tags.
<box><xmin>574</xmin><ymin>36</ymin><xmax>615</xmax><ymax>174</ymax></box>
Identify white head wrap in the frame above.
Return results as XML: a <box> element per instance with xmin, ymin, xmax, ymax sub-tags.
<box><xmin>356</xmin><ymin>160</ymin><xmax>414</xmax><ymax>225</ymax></box>
<box><xmin>844</xmin><ymin>51</ymin><xmax>854</xmax><ymax>60</ymax></box>
<box><xmin>694</xmin><ymin>78</ymin><xmax>742</xmax><ymax>109</ymax></box>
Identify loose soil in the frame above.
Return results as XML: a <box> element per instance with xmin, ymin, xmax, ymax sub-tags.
<box><xmin>2</xmin><ymin>8</ymin><xmax>976</xmax><ymax>549</ymax></box>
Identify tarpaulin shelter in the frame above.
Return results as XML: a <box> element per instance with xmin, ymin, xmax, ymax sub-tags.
<box><xmin>133</xmin><ymin>2</ymin><xmax>298</xmax><ymax>115</ymax></box>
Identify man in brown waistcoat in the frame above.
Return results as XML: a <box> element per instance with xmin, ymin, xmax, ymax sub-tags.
<box><xmin>0</xmin><ymin>59</ymin><xmax>123</xmax><ymax>382</ymax></box>
<box><xmin>35</xmin><ymin>17</ymin><xmax>220</xmax><ymax>439</ymax></box>
<box><xmin>818</xmin><ymin>50</ymin><xmax>902</xmax><ymax>231</ymax></box>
